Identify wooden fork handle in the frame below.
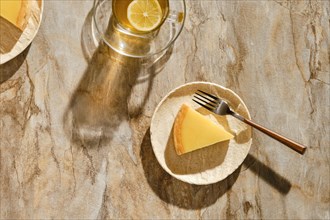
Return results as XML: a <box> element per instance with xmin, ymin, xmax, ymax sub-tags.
<box><xmin>241</xmin><ymin>117</ymin><xmax>307</xmax><ymax>155</ymax></box>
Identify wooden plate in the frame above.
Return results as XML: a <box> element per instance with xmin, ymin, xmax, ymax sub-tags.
<box><xmin>150</xmin><ymin>82</ymin><xmax>252</xmax><ymax>185</ymax></box>
<box><xmin>0</xmin><ymin>0</ymin><xmax>43</xmax><ymax>65</ymax></box>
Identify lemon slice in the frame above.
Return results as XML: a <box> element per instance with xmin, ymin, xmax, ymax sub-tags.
<box><xmin>127</xmin><ymin>0</ymin><xmax>163</xmax><ymax>32</ymax></box>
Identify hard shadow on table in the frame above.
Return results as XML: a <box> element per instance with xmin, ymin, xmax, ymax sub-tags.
<box><xmin>64</xmin><ymin>27</ymin><xmax>173</xmax><ymax>148</ymax></box>
<box><xmin>243</xmin><ymin>153</ymin><xmax>292</xmax><ymax>194</ymax></box>
<box><xmin>0</xmin><ymin>45</ymin><xmax>30</xmax><ymax>84</ymax></box>
<box><xmin>63</xmin><ymin>42</ymin><xmax>138</xmax><ymax>147</ymax></box>
<box><xmin>140</xmin><ymin>129</ymin><xmax>240</xmax><ymax>210</ymax></box>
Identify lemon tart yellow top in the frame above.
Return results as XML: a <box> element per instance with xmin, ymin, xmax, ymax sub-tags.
<box><xmin>173</xmin><ymin>104</ymin><xmax>234</xmax><ymax>155</ymax></box>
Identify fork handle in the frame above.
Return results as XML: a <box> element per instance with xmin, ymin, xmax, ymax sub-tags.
<box><xmin>232</xmin><ymin>113</ymin><xmax>306</xmax><ymax>155</ymax></box>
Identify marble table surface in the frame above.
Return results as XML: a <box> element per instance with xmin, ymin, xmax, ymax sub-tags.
<box><xmin>1</xmin><ymin>0</ymin><xmax>329</xmax><ymax>219</ymax></box>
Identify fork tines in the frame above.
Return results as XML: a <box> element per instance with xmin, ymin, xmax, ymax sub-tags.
<box><xmin>192</xmin><ymin>90</ymin><xmax>219</xmax><ymax>111</ymax></box>
<box><xmin>197</xmin><ymin>90</ymin><xmax>219</xmax><ymax>100</ymax></box>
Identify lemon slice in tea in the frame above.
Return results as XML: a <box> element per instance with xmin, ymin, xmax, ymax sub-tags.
<box><xmin>127</xmin><ymin>0</ymin><xmax>163</xmax><ymax>32</ymax></box>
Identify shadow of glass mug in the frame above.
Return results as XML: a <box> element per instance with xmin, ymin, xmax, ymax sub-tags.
<box><xmin>92</xmin><ymin>0</ymin><xmax>186</xmax><ymax>59</ymax></box>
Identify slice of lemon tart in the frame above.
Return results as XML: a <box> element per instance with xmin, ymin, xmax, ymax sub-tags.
<box><xmin>0</xmin><ymin>0</ymin><xmax>29</xmax><ymax>53</ymax></box>
<box><xmin>0</xmin><ymin>0</ymin><xmax>28</xmax><ymax>30</ymax></box>
<box><xmin>173</xmin><ymin>104</ymin><xmax>234</xmax><ymax>155</ymax></box>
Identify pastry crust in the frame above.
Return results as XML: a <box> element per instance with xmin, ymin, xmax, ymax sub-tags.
<box><xmin>17</xmin><ymin>0</ymin><xmax>30</xmax><ymax>30</ymax></box>
<box><xmin>173</xmin><ymin>104</ymin><xmax>189</xmax><ymax>155</ymax></box>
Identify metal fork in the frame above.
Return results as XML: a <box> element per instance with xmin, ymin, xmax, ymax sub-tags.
<box><xmin>193</xmin><ymin>90</ymin><xmax>306</xmax><ymax>155</ymax></box>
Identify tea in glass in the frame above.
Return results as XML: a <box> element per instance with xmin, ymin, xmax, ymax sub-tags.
<box><xmin>112</xmin><ymin>0</ymin><xmax>169</xmax><ymax>34</ymax></box>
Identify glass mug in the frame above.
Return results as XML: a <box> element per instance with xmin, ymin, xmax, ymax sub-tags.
<box><xmin>92</xmin><ymin>0</ymin><xmax>186</xmax><ymax>58</ymax></box>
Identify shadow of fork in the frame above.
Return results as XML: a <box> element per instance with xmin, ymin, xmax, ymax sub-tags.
<box><xmin>243</xmin><ymin>153</ymin><xmax>292</xmax><ymax>194</ymax></box>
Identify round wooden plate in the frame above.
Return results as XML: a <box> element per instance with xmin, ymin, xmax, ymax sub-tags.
<box><xmin>0</xmin><ymin>0</ymin><xmax>43</xmax><ymax>65</ymax></box>
<box><xmin>150</xmin><ymin>82</ymin><xmax>252</xmax><ymax>185</ymax></box>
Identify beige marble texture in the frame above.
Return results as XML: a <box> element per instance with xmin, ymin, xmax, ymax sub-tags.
<box><xmin>1</xmin><ymin>0</ymin><xmax>329</xmax><ymax>219</ymax></box>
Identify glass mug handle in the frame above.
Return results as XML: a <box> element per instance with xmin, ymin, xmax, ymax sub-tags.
<box><xmin>145</xmin><ymin>10</ymin><xmax>184</xmax><ymax>40</ymax></box>
<box><xmin>166</xmin><ymin>11</ymin><xmax>185</xmax><ymax>23</ymax></box>
<box><xmin>147</xmin><ymin>10</ymin><xmax>184</xmax><ymax>38</ymax></box>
